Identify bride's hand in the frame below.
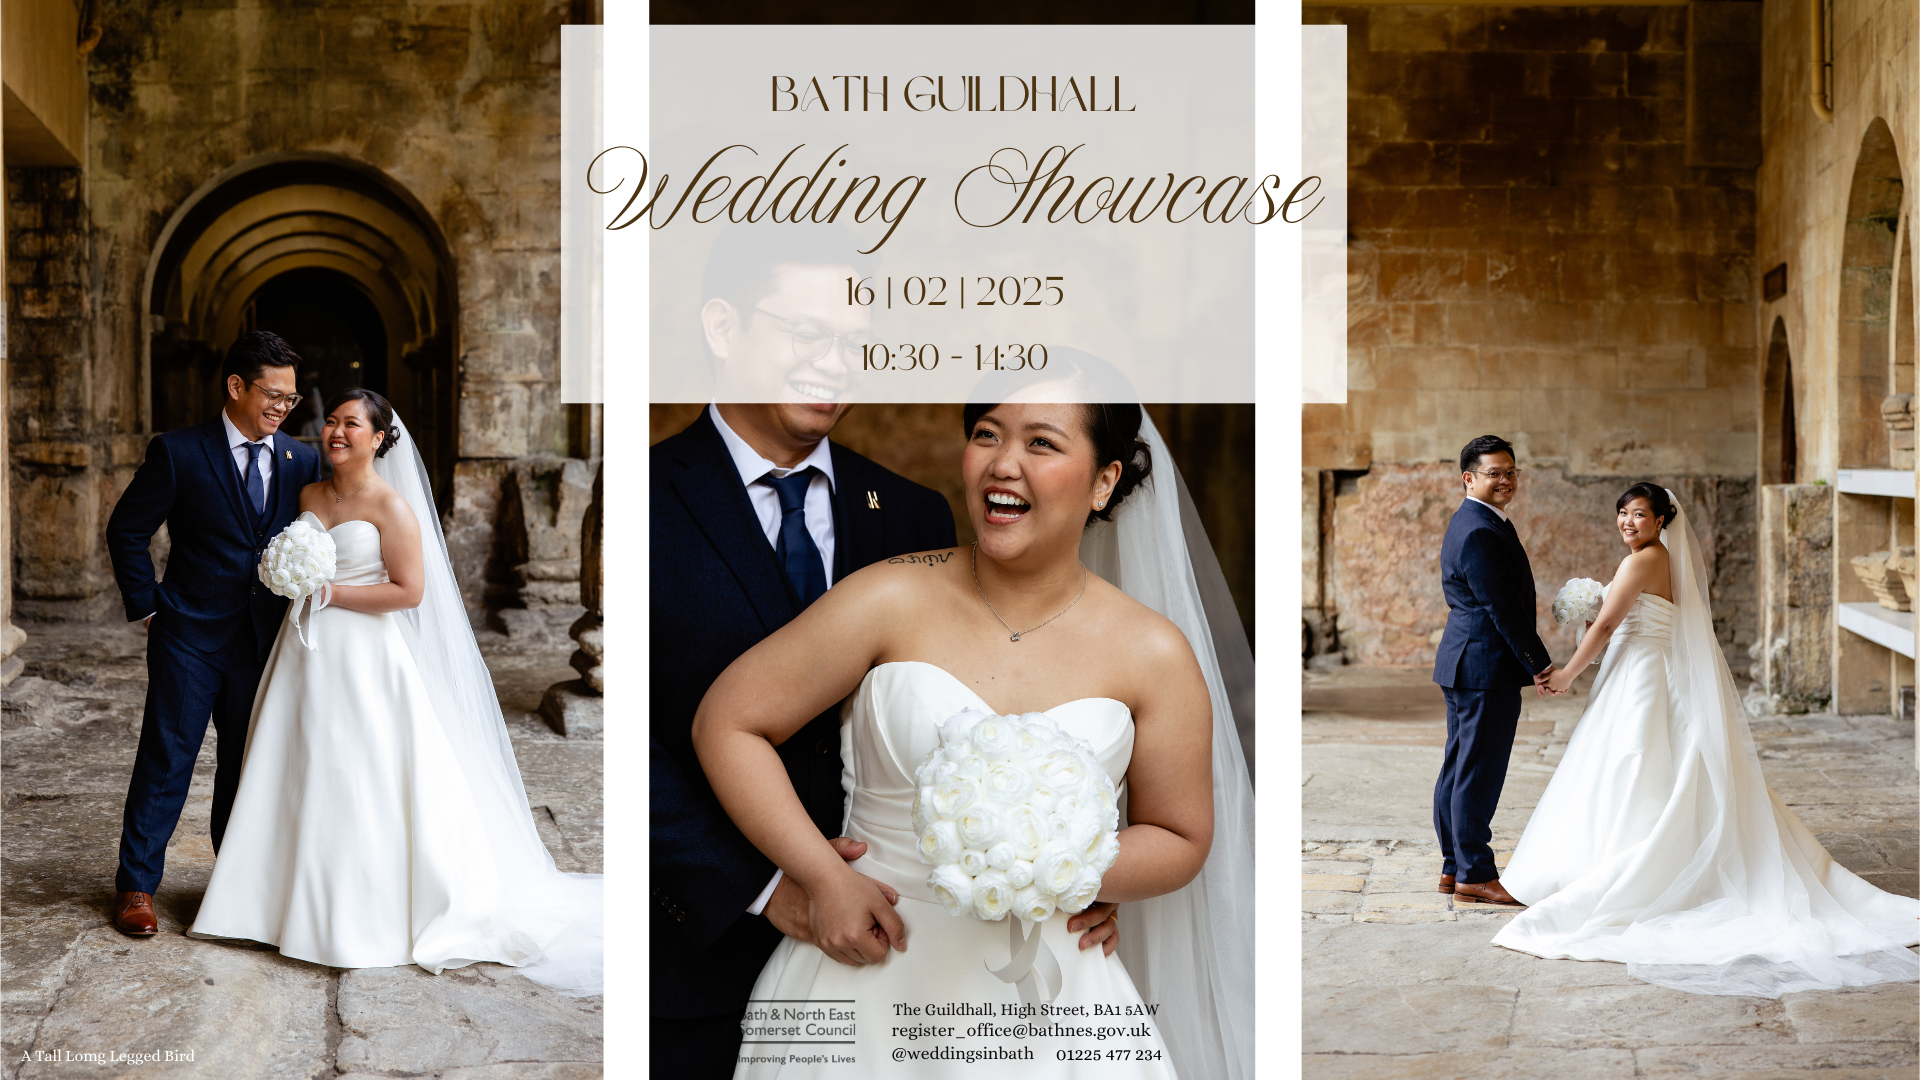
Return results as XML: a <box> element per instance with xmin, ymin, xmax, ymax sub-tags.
<box><xmin>1069</xmin><ymin>902</ymin><xmax>1120</xmax><ymax>955</ymax></box>
<box><xmin>1545</xmin><ymin>666</ymin><xmax>1576</xmax><ymax>695</ymax></box>
<box><xmin>806</xmin><ymin>865</ymin><xmax>908</xmax><ymax>967</ymax></box>
<box><xmin>765</xmin><ymin>838</ymin><xmax>897</xmax><ymax>944</ymax></box>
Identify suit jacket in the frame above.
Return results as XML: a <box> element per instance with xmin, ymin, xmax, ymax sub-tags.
<box><xmin>1433</xmin><ymin>499</ymin><xmax>1550</xmax><ymax>690</ymax></box>
<box><xmin>106</xmin><ymin>417</ymin><xmax>323</xmax><ymax>661</ymax></box>
<box><xmin>650</xmin><ymin>409</ymin><xmax>957</xmax><ymax>1018</ymax></box>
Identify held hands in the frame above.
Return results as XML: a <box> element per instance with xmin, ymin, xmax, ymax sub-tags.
<box><xmin>1533</xmin><ymin>664</ymin><xmax>1566</xmax><ymax>698</ymax></box>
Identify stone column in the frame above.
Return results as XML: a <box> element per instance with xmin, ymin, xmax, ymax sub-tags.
<box><xmin>500</xmin><ymin>456</ymin><xmax>595</xmax><ymax>643</ymax></box>
<box><xmin>540</xmin><ymin>463</ymin><xmax>602</xmax><ymax>737</ymax></box>
<box><xmin>1754</xmin><ymin>484</ymin><xmax>1832</xmax><ymax>713</ymax></box>
<box><xmin>1</xmin><ymin>149</ymin><xmax>22</xmax><ymax>686</ymax></box>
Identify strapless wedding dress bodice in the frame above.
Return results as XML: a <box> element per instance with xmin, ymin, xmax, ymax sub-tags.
<box><xmin>737</xmin><ymin>662</ymin><xmax>1175</xmax><ymax>1078</ymax></box>
<box><xmin>190</xmin><ymin>512</ymin><xmax>597</xmax><ymax>988</ymax></box>
<box><xmin>839</xmin><ymin>662</ymin><xmax>1134</xmax><ymax>908</ymax></box>
<box><xmin>327</xmin><ymin>514</ymin><xmax>389</xmax><ymax>586</ymax></box>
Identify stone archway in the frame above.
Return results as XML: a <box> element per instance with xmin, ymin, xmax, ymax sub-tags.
<box><xmin>1836</xmin><ymin>118</ymin><xmax>1904</xmax><ymax>469</ymax></box>
<box><xmin>143</xmin><ymin>153</ymin><xmax>459</xmax><ymax>497</ymax></box>
<box><xmin>1762</xmin><ymin>316</ymin><xmax>1798</xmax><ymax>485</ymax></box>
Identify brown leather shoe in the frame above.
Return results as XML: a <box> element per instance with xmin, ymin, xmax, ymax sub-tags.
<box><xmin>1453</xmin><ymin>879</ymin><xmax>1524</xmax><ymax>906</ymax></box>
<box><xmin>113</xmin><ymin>891</ymin><xmax>158</xmax><ymax>936</ymax></box>
<box><xmin>1439</xmin><ymin>874</ymin><xmax>1455</xmax><ymax>894</ymax></box>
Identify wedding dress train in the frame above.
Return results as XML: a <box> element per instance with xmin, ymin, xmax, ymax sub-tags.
<box><xmin>736</xmin><ymin>662</ymin><xmax>1175</xmax><ymax>1079</ymax></box>
<box><xmin>1494</xmin><ymin>499</ymin><xmax>1920</xmax><ymax>997</ymax></box>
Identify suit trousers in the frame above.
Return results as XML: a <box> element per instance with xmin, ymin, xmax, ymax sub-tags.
<box><xmin>1434</xmin><ymin>685</ymin><xmax>1522</xmax><ymax>884</ymax></box>
<box><xmin>653</xmin><ymin>1010</ymin><xmax>747</xmax><ymax>1080</ymax></box>
<box><xmin>116</xmin><ymin>623</ymin><xmax>264</xmax><ymax>894</ymax></box>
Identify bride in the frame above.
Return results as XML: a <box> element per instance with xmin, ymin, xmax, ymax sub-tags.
<box><xmin>189</xmin><ymin>390</ymin><xmax>603</xmax><ymax>996</ymax></box>
<box><xmin>692</xmin><ymin>394</ymin><xmax>1254</xmax><ymax>1078</ymax></box>
<box><xmin>1499</xmin><ymin>483</ymin><xmax>1920</xmax><ymax>996</ymax></box>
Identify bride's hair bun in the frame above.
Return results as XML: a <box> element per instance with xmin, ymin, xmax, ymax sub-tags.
<box><xmin>1616</xmin><ymin>482</ymin><xmax>1676</xmax><ymax>527</ymax></box>
<box><xmin>323</xmin><ymin>388</ymin><xmax>402</xmax><ymax>458</ymax></box>
<box><xmin>1080</xmin><ymin>403</ymin><xmax>1152</xmax><ymax>526</ymax></box>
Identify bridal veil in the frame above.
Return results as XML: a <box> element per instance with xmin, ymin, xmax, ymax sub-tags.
<box><xmin>376</xmin><ymin>414</ymin><xmax>605</xmax><ymax>996</ymax></box>
<box><xmin>1080</xmin><ymin>413</ymin><xmax>1257</xmax><ymax>1080</ymax></box>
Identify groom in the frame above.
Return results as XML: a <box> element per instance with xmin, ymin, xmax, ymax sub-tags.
<box><xmin>104</xmin><ymin>331</ymin><xmax>322</xmax><ymax>936</ymax></box>
<box><xmin>650</xmin><ymin>227</ymin><xmax>966</xmax><ymax>1078</ymax></box>
<box><xmin>1432</xmin><ymin>435</ymin><xmax>1556</xmax><ymax>907</ymax></box>
<box><xmin>651</xmin><ymin>401</ymin><xmax>957</xmax><ymax>1076</ymax></box>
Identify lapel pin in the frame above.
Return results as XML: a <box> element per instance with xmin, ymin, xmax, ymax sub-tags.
<box><xmin>866</xmin><ymin>491</ymin><xmax>880</xmax><ymax>510</ymax></box>
<box><xmin>284</xmin><ymin>450</ymin><xmax>292</xmax><ymax>459</ymax></box>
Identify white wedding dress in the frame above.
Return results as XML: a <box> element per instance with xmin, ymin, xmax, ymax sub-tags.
<box><xmin>1495</xmin><ymin>498</ymin><xmax>1920</xmax><ymax>996</ymax></box>
<box><xmin>190</xmin><ymin>416</ymin><xmax>601</xmax><ymax>995</ymax></box>
<box><xmin>737</xmin><ymin>662</ymin><xmax>1175</xmax><ymax>1079</ymax></box>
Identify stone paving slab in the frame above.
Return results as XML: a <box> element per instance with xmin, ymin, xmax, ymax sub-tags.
<box><xmin>1303</xmin><ymin>984</ymin><xmax>1516</xmax><ymax>1055</ymax></box>
<box><xmin>1303</xmin><ymin>667</ymin><xmax>1920</xmax><ymax>1077</ymax></box>
<box><xmin>336</xmin><ymin>966</ymin><xmax>601</xmax><ymax>1073</ymax></box>
<box><xmin>2</xmin><ymin>619</ymin><xmax>603</xmax><ymax>1078</ymax></box>
<box><xmin>1305</xmin><ymin>1048</ymin><xmax>1639</xmax><ymax>1080</ymax></box>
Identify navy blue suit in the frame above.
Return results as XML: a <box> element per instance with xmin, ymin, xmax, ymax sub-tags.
<box><xmin>105</xmin><ymin>417</ymin><xmax>322</xmax><ymax>894</ymax></box>
<box><xmin>650</xmin><ymin>411</ymin><xmax>955</xmax><ymax>1077</ymax></box>
<box><xmin>1432</xmin><ymin>499</ymin><xmax>1551</xmax><ymax>884</ymax></box>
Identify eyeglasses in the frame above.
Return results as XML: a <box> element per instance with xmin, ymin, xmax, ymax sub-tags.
<box><xmin>247</xmin><ymin>382</ymin><xmax>304</xmax><ymax>414</ymax></box>
<box><xmin>1468</xmin><ymin>468</ymin><xmax>1523</xmax><ymax>482</ymax></box>
<box><xmin>753</xmin><ymin>307</ymin><xmax>873</xmax><ymax>362</ymax></box>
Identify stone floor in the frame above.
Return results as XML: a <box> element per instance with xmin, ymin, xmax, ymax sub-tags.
<box><xmin>1</xmin><ymin>618</ymin><xmax>603</xmax><ymax>1079</ymax></box>
<box><xmin>1303</xmin><ymin>666</ymin><xmax>1920</xmax><ymax>1078</ymax></box>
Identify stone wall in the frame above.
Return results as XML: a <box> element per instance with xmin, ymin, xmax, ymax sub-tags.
<box><xmin>1303</xmin><ymin>3</ymin><xmax>1759</xmax><ymax>478</ymax></box>
<box><xmin>1756</xmin><ymin>0</ymin><xmax>1916</xmax><ymax>483</ymax></box>
<box><xmin>1753</xmin><ymin>0</ymin><xmax>1916</xmax><ymax>713</ymax></box>
<box><xmin>9</xmin><ymin>0</ymin><xmax>581</xmax><ymax>618</ymax></box>
<box><xmin>6</xmin><ymin>166</ymin><xmax>118</xmax><ymax>620</ymax></box>
<box><xmin>1329</xmin><ymin>463</ymin><xmax>1756</xmax><ymax>670</ymax></box>
<box><xmin>1301</xmin><ymin>3</ymin><xmax>1768</xmax><ymax>671</ymax></box>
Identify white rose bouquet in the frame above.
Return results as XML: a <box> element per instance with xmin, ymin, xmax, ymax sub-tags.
<box><xmin>258</xmin><ymin>519</ymin><xmax>337</xmax><ymax>601</ymax></box>
<box><xmin>1551</xmin><ymin>577</ymin><xmax>1605</xmax><ymax>626</ymax></box>
<box><xmin>912</xmin><ymin>708</ymin><xmax>1121</xmax><ymax>925</ymax></box>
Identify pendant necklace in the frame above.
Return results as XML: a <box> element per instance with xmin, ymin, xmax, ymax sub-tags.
<box><xmin>331</xmin><ymin>476</ymin><xmax>369</xmax><ymax>503</ymax></box>
<box><xmin>971</xmin><ymin>543</ymin><xmax>1088</xmax><ymax>642</ymax></box>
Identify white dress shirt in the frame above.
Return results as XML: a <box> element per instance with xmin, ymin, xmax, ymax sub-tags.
<box><xmin>223</xmin><ymin>408</ymin><xmax>275</xmax><ymax>507</ymax></box>
<box><xmin>710</xmin><ymin>404</ymin><xmax>837</xmax><ymax>587</ymax></box>
<box><xmin>140</xmin><ymin>411</ymin><xmax>278</xmax><ymax>624</ymax></box>
<box><xmin>1465</xmin><ymin>495</ymin><xmax>1508</xmax><ymax>523</ymax></box>
<box><xmin>709</xmin><ymin>404</ymin><xmax>839</xmax><ymax>915</ymax></box>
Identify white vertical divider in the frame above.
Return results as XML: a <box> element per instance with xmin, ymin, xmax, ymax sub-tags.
<box><xmin>602</xmin><ymin>0</ymin><xmax>647</xmax><ymax>1062</ymax></box>
<box><xmin>1256</xmin><ymin>0</ymin><xmax>1306</xmax><ymax>1072</ymax></box>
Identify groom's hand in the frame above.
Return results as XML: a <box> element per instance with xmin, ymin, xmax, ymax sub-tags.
<box><xmin>764</xmin><ymin>837</ymin><xmax>899</xmax><ymax>945</ymax></box>
<box><xmin>1533</xmin><ymin>664</ymin><xmax>1560</xmax><ymax>697</ymax></box>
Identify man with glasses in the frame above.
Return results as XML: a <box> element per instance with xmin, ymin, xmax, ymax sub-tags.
<box><xmin>1432</xmin><ymin>434</ymin><xmax>1558</xmax><ymax>907</ymax></box>
<box><xmin>651</xmin><ymin>226</ymin><xmax>958</xmax><ymax>1078</ymax></box>
<box><xmin>699</xmin><ymin>223</ymin><xmax>875</xmax><ymax>408</ymax></box>
<box><xmin>103</xmin><ymin>330</ymin><xmax>322</xmax><ymax>937</ymax></box>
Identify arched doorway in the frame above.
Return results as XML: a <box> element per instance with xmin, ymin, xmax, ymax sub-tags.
<box><xmin>1837</xmin><ymin>118</ymin><xmax>1903</xmax><ymax>468</ymax></box>
<box><xmin>1762</xmin><ymin>316</ymin><xmax>1798</xmax><ymax>484</ymax></box>
<box><xmin>143</xmin><ymin>153</ymin><xmax>459</xmax><ymax>498</ymax></box>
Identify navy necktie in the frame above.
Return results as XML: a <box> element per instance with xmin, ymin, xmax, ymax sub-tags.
<box><xmin>242</xmin><ymin>441</ymin><xmax>267</xmax><ymax>517</ymax></box>
<box><xmin>764</xmin><ymin>469</ymin><xmax>828</xmax><ymax>609</ymax></box>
